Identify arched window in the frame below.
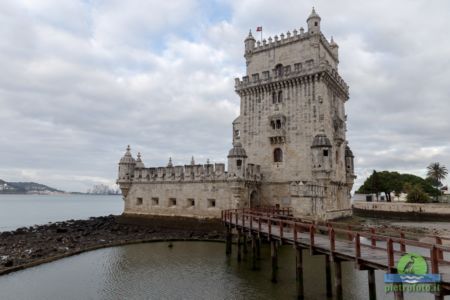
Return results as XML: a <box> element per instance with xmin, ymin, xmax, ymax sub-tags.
<box><xmin>276</xmin><ymin>119</ymin><xmax>281</xmax><ymax>129</ymax></box>
<box><xmin>270</xmin><ymin>120</ymin><xmax>276</xmax><ymax>129</ymax></box>
<box><xmin>275</xmin><ymin>64</ymin><xmax>283</xmax><ymax>77</ymax></box>
<box><xmin>274</xmin><ymin>148</ymin><xmax>283</xmax><ymax>162</ymax></box>
<box><xmin>278</xmin><ymin>90</ymin><xmax>283</xmax><ymax>103</ymax></box>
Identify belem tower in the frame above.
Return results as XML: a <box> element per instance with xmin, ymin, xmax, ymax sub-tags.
<box><xmin>117</xmin><ymin>8</ymin><xmax>356</xmax><ymax>220</ymax></box>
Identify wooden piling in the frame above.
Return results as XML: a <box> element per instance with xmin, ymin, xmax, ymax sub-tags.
<box><xmin>368</xmin><ymin>269</ymin><xmax>376</xmax><ymax>300</ymax></box>
<box><xmin>256</xmin><ymin>236</ymin><xmax>261</xmax><ymax>260</ymax></box>
<box><xmin>251</xmin><ymin>235</ymin><xmax>257</xmax><ymax>270</ymax></box>
<box><xmin>334</xmin><ymin>260</ymin><xmax>343</xmax><ymax>300</ymax></box>
<box><xmin>295</xmin><ymin>247</ymin><xmax>304</xmax><ymax>300</ymax></box>
<box><xmin>325</xmin><ymin>256</ymin><xmax>332</xmax><ymax>297</ymax></box>
<box><xmin>237</xmin><ymin>230</ymin><xmax>242</xmax><ymax>262</ymax></box>
<box><xmin>243</xmin><ymin>234</ymin><xmax>248</xmax><ymax>256</ymax></box>
<box><xmin>226</xmin><ymin>227</ymin><xmax>232</xmax><ymax>256</ymax></box>
<box><xmin>271</xmin><ymin>240</ymin><xmax>278</xmax><ymax>283</ymax></box>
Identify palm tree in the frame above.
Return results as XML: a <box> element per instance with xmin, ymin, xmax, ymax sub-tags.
<box><xmin>427</xmin><ymin>162</ymin><xmax>448</xmax><ymax>186</ymax></box>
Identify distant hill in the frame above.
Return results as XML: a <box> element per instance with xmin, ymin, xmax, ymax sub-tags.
<box><xmin>0</xmin><ymin>179</ymin><xmax>64</xmax><ymax>194</ymax></box>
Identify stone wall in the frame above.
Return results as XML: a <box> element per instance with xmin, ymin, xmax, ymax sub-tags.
<box><xmin>353</xmin><ymin>201</ymin><xmax>450</xmax><ymax>221</ymax></box>
<box><xmin>124</xmin><ymin>180</ymin><xmax>258</xmax><ymax>218</ymax></box>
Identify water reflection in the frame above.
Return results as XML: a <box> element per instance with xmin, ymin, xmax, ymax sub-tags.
<box><xmin>0</xmin><ymin>242</ymin><xmax>437</xmax><ymax>300</ymax></box>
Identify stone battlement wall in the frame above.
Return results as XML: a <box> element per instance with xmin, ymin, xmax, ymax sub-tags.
<box><xmin>131</xmin><ymin>163</ymin><xmax>262</xmax><ymax>183</ymax></box>
<box><xmin>251</xmin><ymin>30</ymin><xmax>337</xmax><ymax>61</ymax></box>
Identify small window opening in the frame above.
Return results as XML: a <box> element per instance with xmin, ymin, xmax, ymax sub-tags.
<box><xmin>151</xmin><ymin>197</ymin><xmax>159</xmax><ymax>206</ymax></box>
<box><xmin>272</xmin><ymin>92</ymin><xmax>277</xmax><ymax>104</ymax></box>
<box><xmin>234</xmin><ymin>130</ymin><xmax>240</xmax><ymax>138</ymax></box>
<box><xmin>278</xmin><ymin>91</ymin><xmax>283</xmax><ymax>103</ymax></box>
<box><xmin>188</xmin><ymin>198</ymin><xmax>195</xmax><ymax>207</ymax></box>
<box><xmin>276</xmin><ymin>119</ymin><xmax>281</xmax><ymax>129</ymax></box>
<box><xmin>169</xmin><ymin>198</ymin><xmax>177</xmax><ymax>207</ymax></box>
<box><xmin>237</xmin><ymin>159</ymin><xmax>242</xmax><ymax>168</ymax></box>
<box><xmin>323</xmin><ymin>149</ymin><xmax>329</xmax><ymax>157</ymax></box>
<box><xmin>274</xmin><ymin>148</ymin><xmax>283</xmax><ymax>162</ymax></box>
<box><xmin>336</xmin><ymin>151</ymin><xmax>339</xmax><ymax>164</ymax></box>
<box><xmin>275</xmin><ymin>64</ymin><xmax>283</xmax><ymax>76</ymax></box>
<box><xmin>208</xmin><ymin>199</ymin><xmax>216</xmax><ymax>208</ymax></box>
<box><xmin>270</xmin><ymin>120</ymin><xmax>276</xmax><ymax>129</ymax></box>
<box><xmin>314</xmin><ymin>22</ymin><xmax>318</xmax><ymax>26</ymax></box>
<box><xmin>136</xmin><ymin>197</ymin><xmax>143</xmax><ymax>205</ymax></box>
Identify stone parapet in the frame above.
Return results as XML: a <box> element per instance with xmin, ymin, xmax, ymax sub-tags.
<box><xmin>235</xmin><ymin>64</ymin><xmax>348</xmax><ymax>97</ymax></box>
<box><xmin>250</xmin><ymin>30</ymin><xmax>337</xmax><ymax>61</ymax></box>
<box><xmin>132</xmin><ymin>163</ymin><xmax>261</xmax><ymax>183</ymax></box>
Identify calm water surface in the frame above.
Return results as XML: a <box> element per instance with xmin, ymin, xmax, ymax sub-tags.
<box><xmin>0</xmin><ymin>242</ymin><xmax>436</xmax><ymax>300</ymax></box>
<box><xmin>0</xmin><ymin>194</ymin><xmax>123</xmax><ymax>231</ymax></box>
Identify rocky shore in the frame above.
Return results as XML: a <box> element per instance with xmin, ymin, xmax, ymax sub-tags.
<box><xmin>0</xmin><ymin>215</ymin><xmax>225</xmax><ymax>275</ymax></box>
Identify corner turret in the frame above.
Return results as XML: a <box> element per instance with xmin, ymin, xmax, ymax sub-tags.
<box><xmin>311</xmin><ymin>134</ymin><xmax>332</xmax><ymax>179</ymax></box>
<box><xmin>307</xmin><ymin>7</ymin><xmax>321</xmax><ymax>34</ymax></box>
<box><xmin>227</xmin><ymin>142</ymin><xmax>247</xmax><ymax>178</ymax></box>
<box><xmin>244</xmin><ymin>30</ymin><xmax>256</xmax><ymax>66</ymax></box>
<box><xmin>117</xmin><ymin>145</ymin><xmax>136</xmax><ymax>197</ymax></box>
<box><xmin>330</xmin><ymin>36</ymin><xmax>339</xmax><ymax>59</ymax></box>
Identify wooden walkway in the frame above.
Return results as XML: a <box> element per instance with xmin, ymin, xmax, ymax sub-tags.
<box><xmin>222</xmin><ymin>208</ymin><xmax>450</xmax><ymax>300</ymax></box>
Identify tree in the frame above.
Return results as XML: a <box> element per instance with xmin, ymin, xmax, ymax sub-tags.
<box><xmin>357</xmin><ymin>171</ymin><xmax>440</xmax><ymax>201</ymax></box>
<box><xmin>426</xmin><ymin>162</ymin><xmax>448</xmax><ymax>190</ymax></box>
<box><xmin>404</xmin><ymin>183</ymin><xmax>430</xmax><ymax>203</ymax></box>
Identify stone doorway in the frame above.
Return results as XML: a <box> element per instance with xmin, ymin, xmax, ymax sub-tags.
<box><xmin>250</xmin><ymin>190</ymin><xmax>259</xmax><ymax>208</ymax></box>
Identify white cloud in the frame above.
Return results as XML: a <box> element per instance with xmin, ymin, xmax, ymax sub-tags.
<box><xmin>1</xmin><ymin>0</ymin><xmax>450</xmax><ymax>192</ymax></box>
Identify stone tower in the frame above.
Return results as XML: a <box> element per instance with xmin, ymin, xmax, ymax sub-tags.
<box><xmin>233</xmin><ymin>8</ymin><xmax>355</xmax><ymax>219</ymax></box>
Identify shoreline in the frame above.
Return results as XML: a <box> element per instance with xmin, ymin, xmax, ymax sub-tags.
<box><xmin>0</xmin><ymin>215</ymin><xmax>225</xmax><ymax>276</ymax></box>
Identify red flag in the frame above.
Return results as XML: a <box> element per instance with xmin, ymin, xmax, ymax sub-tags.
<box><xmin>256</xmin><ymin>26</ymin><xmax>262</xmax><ymax>32</ymax></box>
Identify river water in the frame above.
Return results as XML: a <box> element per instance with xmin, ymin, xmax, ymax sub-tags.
<box><xmin>0</xmin><ymin>195</ymin><xmax>442</xmax><ymax>299</ymax></box>
<box><xmin>0</xmin><ymin>194</ymin><xmax>123</xmax><ymax>231</ymax></box>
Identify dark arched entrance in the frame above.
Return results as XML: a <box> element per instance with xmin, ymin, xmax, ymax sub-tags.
<box><xmin>250</xmin><ymin>190</ymin><xmax>259</xmax><ymax>208</ymax></box>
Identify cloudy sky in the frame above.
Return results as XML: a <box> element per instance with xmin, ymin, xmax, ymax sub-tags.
<box><xmin>1</xmin><ymin>0</ymin><xmax>449</xmax><ymax>192</ymax></box>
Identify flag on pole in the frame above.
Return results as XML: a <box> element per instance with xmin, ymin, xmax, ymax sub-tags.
<box><xmin>256</xmin><ymin>26</ymin><xmax>263</xmax><ymax>42</ymax></box>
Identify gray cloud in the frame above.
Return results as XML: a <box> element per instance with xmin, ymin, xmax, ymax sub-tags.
<box><xmin>1</xmin><ymin>0</ymin><xmax>449</xmax><ymax>192</ymax></box>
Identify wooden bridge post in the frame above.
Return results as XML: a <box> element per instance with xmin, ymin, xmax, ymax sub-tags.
<box><xmin>325</xmin><ymin>255</ymin><xmax>332</xmax><ymax>298</ymax></box>
<box><xmin>387</xmin><ymin>238</ymin><xmax>404</xmax><ymax>300</ymax></box>
<box><xmin>256</xmin><ymin>235</ymin><xmax>261</xmax><ymax>260</ymax></box>
<box><xmin>334</xmin><ymin>259</ymin><xmax>343</xmax><ymax>300</ymax></box>
<box><xmin>368</xmin><ymin>269</ymin><xmax>376</xmax><ymax>300</ymax></box>
<box><xmin>271</xmin><ymin>240</ymin><xmax>278</xmax><ymax>283</ymax></box>
<box><xmin>295</xmin><ymin>247</ymin><xmax>304</xmax><ymax>300</ymax></box>
<box><xmin>226</xmin><ymin>226</ymin><xmax>232</xmax><ymax>256</ymax></box>
<box><xmin>251</xmin><ymin>234</ymin><xmax>257</xmax><ymax>270</ymax></box>
<box><xmin>237</xmin><ymin>230</ymin><xmax>242</xmax><ymax>262</ymax></box>
<box><xmin>243</xmin><ymin>234</ymin><xmax>248</xmax><ymax>255</ymax></box>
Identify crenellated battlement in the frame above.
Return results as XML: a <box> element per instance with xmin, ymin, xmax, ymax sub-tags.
<box><xmin>251</xmin><ymin>29</ymin><xmax>336</xmax><ymax>54</ymax></box>
<box><xmin>131</xmin><ymin>161</ymin><xmax>262</xmax><ymax>183</ymax></box>
<box><xmin>234</xmin><ymin>62</ymin><xmax>349</xmax><ymax>97</ymax></box>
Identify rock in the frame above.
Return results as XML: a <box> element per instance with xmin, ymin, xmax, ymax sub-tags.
<box><xmin>56</xmin><ymin>228</ymin><xmax>68</xmax><ymax>233</ymax></box>
<box><xmin>3</xmin><ymin>259</ymin><xmax>13</xmax><ymax>267</ymax></box>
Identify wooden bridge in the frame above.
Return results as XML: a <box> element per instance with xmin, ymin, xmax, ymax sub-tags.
<box><xmin>222</xmin><ymin>207</ymin><xmax>450</xmax><ymax>300</ymax></box>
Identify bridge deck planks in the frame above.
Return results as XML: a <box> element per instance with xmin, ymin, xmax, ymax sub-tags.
<box><xmin>228</xmin><ymin>217</ymin><xmax>450</xmax><ymax>291</ymax></box>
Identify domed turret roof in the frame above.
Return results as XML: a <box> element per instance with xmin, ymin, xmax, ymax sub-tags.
<box><xmin>119</xmin><ymin>145</ymin><xmax>136</xmax><ymax>164</ymax></box>
<box><xmin>330</xmin><ymin>36</ymin><xmax>338</xmax><ymax>48</ymax></box>
<box><xmin>245</xmin><ymin>30</ymin><xmax>255</xmax><ymax>41</ymax></box>
<box><xmin>307</xmin><ymin>7</ymin><xmax>321</xmax><ymax>21</ymax></box>
<box><xmin>228</xmin><ymin>142</ymin><xmax>247</xmax><ymax>158</ymax></box>
<box><xmin>135</xmin><ymin>152</ymin><xmax>145</xmax><ymax>168</ymax></box>
<box><xmin>345</xmin><ymin>145</ymin><xmax>354</xmax><ymax>157</ymax></box>
<box><xmin>311</xmin><ymin>134</ymin><xmax>332</xmax><ymax>148</ymax></box>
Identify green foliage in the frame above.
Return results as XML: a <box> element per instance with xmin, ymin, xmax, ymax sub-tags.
<box><xmin>404</xmin><ymin>183</ymin><xmax>431</xmax><ymax>203</ymax></box>
<box><xmin>426</xmin><ymin>162</ymin><xmax>448</xmax><ymax>190</ymax></box>
<box><xmin>357</xmin><ymin>171</ymin><xmax>440</xmax><ymax>201</ymax></box>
